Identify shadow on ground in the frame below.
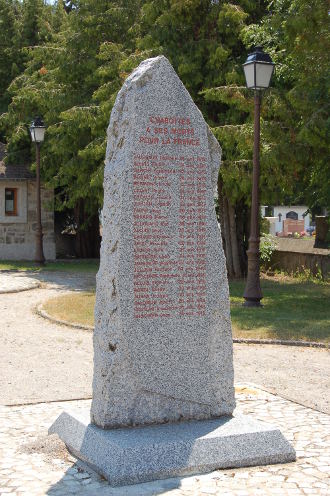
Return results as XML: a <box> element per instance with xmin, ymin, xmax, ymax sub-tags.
<box><xmin>26</xmin><ymin>270</ymin><xmax>96</xmax><ymax>292</ymax></box>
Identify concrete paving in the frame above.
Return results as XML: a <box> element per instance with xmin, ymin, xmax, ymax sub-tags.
<box><xmin>0</xmin><ymin>385</ymin><xmax>329</xmax><ymax>495</ymax></box>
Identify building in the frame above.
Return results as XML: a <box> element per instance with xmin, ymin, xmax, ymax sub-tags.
<box><xmin>262</xmin><ymin>205</ymin><xmax>311</xmax><ymax>236</ymax></box>
<box><xmin>0</xmin><ymin>143</ymin><xmax>56</xmax><ymax>260</ymax></box>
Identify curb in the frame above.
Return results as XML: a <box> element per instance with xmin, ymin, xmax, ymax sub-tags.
<box><xmin>36</xmin><ymin>305</ymin><xmax>328</xmax><ymax>348</ymax></box>
<box><xmin>233</xmin><ymin>338</ymin><xmax>327</xmax><ymax>349</ymax></box>
<box><xmin>36</xmin><ymin>304</ymin><xmax>94</xmax><ymax>331</ymax></box>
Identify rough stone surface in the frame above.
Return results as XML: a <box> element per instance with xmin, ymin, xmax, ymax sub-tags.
<box><xmin>49</xmin><ymin>409</ymin><xmax>296</xmax><ymax>487</ymax></box>
<box><xmin>91</xmin><ymin>55</ymin><xmax>235</xmax><ymax>429</ymax></box>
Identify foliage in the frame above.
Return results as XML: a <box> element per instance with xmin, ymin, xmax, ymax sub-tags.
<box><xmin>1</xmin><ymin>0</ymin><xmax>141</xmax><ymax>219</ymax></box>
<box><xmin>0</xmin><ymin>0</ymin><xmax>20</xmax><ymax>114</ymax></box>
<box><xmin>260</xmin><ymin>216</ymin><xmax>270</xmax><ymax>234</ymax></box>
<box><xmin>0</xmin><ymin>0</ymin><xmax>328</xmax><ymax>258</ymax></box>
<box><xmin>242</xmin><ymin>0</ymin><xmax>330</xmax><ymax>211</ymax></box>
<box><xmin>260</xmin><ymin>233</ymin><xmax>277</xmax><ymax>263</ymax></box>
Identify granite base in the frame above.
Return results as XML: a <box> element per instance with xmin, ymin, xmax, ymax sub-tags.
<box><xmin>49</xmin><ymin>408</ymin><xmax>296</xmax><ymax>487</ymax></box>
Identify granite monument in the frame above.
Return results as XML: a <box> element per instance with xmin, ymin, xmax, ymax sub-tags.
<box><xmin>50</xmin><ymin>56</ymin><xmax>295</xmax><ymax>486</ymax></box>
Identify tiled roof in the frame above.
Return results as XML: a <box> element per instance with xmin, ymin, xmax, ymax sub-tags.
<box><xmin>0</xmin><ymin>143</ymin><xmax>35</xmax><ymax>180</ymax></box>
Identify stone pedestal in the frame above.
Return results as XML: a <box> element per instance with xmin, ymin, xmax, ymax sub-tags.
<box><xmin>49</xmin><ymin>408</ymin><xmax>295</xmax><ymax>487</ymax></box>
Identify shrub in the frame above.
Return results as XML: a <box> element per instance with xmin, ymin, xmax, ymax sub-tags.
<box><xmin>260</xmin><ymin>217</ymin><xmax>270</xmax><ymax>235</ymax></box>
<box><xmin>260</xmin><ymin>234</ymin><xmax>277</xmax><ymax>264</ymax></box>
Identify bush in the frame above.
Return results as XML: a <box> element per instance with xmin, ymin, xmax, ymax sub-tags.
<box><xmin>260</xmin><ymin>234</ymin><xmax>277</xmax><ymax>264</ymax></box>
<box><xmin>260</xmin><ymin>217</ymin><xmax>270</xmax><ymax>235</ymax></box>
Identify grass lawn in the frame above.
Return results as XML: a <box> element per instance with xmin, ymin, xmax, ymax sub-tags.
<box><xmin>43</xmin><ymin>292</ymin><xmax>96</xmax><ymax>327</ymax></box>
<box><xmin>230</xmin><ymin>275</ymin><xmax>329</xmax><ymax>343</ymax></box>
<box><xmin>41</xmin><ymin>274</ymin><xmax>330</xmax><ymax>344</ymax></box>
<box><xmin>0</xmin><ymin>259</ymin><xmax>99</xmax><ymax>273</ymax></box>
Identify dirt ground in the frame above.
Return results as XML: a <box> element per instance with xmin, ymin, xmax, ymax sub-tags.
<box><xmin>0</xmin><ymin>272</ymin><xmax>329</xmax><ymax>413</ymax></box>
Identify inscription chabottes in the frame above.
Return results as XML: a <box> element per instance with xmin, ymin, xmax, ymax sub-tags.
<box><xmin>133</xmin><ymin>115</ymin><xmax>206</xmax><ymax>319</ymax></box>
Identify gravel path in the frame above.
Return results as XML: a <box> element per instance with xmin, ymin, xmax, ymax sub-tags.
<box><xmin>234</xmin><ymin>344</ymin><xmax>330</xmax><ymax>414</ymax></box>
<box><xmin>0</xmin><ymin>271</ymin><xmax>329</xmax><ymax>413</ymax></box>
<box><xmin>0</xmin><ymin>272</ymin><xmax>94</xmax><ymax>406</ymax></box>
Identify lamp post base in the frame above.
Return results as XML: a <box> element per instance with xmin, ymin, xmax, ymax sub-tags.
<box><xmin>243</xmin><ymin>241</ymin><xmax>263</xmax><ymax>307</ymax></box>
<box><xmin>243</xmin><ymin>299</ymin><xmax>263</xmax><ymax>307</ymax></box>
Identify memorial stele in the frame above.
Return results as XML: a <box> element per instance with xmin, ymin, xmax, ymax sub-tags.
<box><xmin>50</xmin><ymin>56</ymin><xmax>295</xmax><ymax>486</ymax></box>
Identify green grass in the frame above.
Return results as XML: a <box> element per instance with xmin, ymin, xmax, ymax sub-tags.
<box><xmin>0</xmin><ymin>259</ymin><xmax>99</xmax><ymax>273</ymax></box>
<box><xmin>41</xmin><ymin>274</ymin><xmax>330</xmax><ymax>344</ymax></box>
<box><xmin>230</xmin><ymin>275</ymin><xmax>330</xmax><ymax>343</ymax></box>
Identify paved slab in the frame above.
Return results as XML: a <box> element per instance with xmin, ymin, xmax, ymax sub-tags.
<box><xmin>0</xmin><ymin>386</ymin><xmax>329</xmax><ymax>495</ymax></box>
<box><xmin>49</xmin><ymin>409</ymin><xmax>295</xmax><ymax>486</ymax></box>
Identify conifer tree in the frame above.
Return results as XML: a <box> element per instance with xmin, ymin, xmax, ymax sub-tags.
<box><xmin>2</xmin><ymin>0</ymin><xmax>142</xmax><ymax>256</ymax></box>
<box><xmin>0</xmin><ymin>0</ymin><xmax>20</xmax><ymax>114</ymax></box>
<box><xmin>137</xmin><ymin>0</ymin><xmax>268</xmax><ymax>276</ymax></box>
<box><xmin>242</xmin><ymin>0</ymin><xmax>330</xmax><ymax>212</ymax></box>
<box><xmin>2</xmin><ymin>0</ymin><xmax>328</xmax><ymax>262</ymax></box>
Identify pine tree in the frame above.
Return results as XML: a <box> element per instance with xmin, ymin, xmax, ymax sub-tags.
<box><xmin>242</xmin><ymin>0</ymin><xmax>330</xmax><ymax>212</ymax></box>
<box><xmin>0</xmin><ymin>0</ymin><xmax>21</xmax><ymax>114</ymax></box>
<box><xmin>137</xmin><ymin>0</ymin><xmax>269</xmax><ymax>276</ymax></box>
<box><xmin>2</xmin><ymin>0</ymin><xmax>142</xmax><ymax>256</ymax></box>
<box><xmin>2</xmin><ymin>0</ymin><xmax>328</xmax><ymax>262</ymax></box>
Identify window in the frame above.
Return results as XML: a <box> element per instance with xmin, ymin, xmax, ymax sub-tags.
<box><xmin>5</xmin><ymin>188</ymin><xmax>18</xmax><ymax>216</ymax></box>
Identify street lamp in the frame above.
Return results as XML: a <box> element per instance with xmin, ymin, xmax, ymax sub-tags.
<box><xmin>242</xmin><ymin>47</ymin><xmax>275</xmax><ymax>307</ymax></box>
<box><xmin>30</xmin><ymin>116</ymin><xmax>46</xmax><ymax>264</ymax></box>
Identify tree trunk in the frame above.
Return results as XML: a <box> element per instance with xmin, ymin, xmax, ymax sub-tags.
<box><xmin>227</xmin><ymin>199</ymin><xmax>242</xmax><ymax>278</ymax></box>
<box><xmin>217</xmin><ymin>175</ymin><xmax>234</xmax><ymax>278</ymax></box>
<box><xmin>74</xmin><ymin>199</ymin><xmax>101</xmax><ymax>258</ymax></box>
<box><xmin>236</xmin><ymin>199</ymin><xmax>248</xmax><ymax>277</ymax></box>
<box><xmin>217</xmin><ymin>174</ymin><xmax>226</xmax><ymax>250</ymax></box>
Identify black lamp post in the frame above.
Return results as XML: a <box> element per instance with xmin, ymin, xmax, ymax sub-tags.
<box><xmin>242</xmin><ymin>47</ymin><xmax>275</xmax><ymax>307</ymax></box>
<box><xmin>30</xmin><ymin>117</ymin><xmax>46</xmax><ymax>265</ymax></box>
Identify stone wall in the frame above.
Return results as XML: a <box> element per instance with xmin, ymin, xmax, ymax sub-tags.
<box><xmin>266</xmin><ymin>237</ymin><xmax>329</xmax><ymax>279</ymax></box>
<box><xmin>269</xmin><ymin>250</ymin><xmax>329</xmax><ymax>280</ymax></box>
<box><xmin>0</xmin><ymin>180</ymin><xmax>56</xmax><ymax>260</ymax></box>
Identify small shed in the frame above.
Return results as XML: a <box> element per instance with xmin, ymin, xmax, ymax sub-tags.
<box><xmin>0</xmin><ymin>143</ymin><xmax>56</xmax><ymax>260</ymax></box>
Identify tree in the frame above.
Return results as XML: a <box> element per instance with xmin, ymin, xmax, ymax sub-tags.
<box><xmin>137</xmin><ymin>0</ymin><xmax>269</xmax><ymax>277</ymax></box>
<box><xmin>2</xmin><ymin>0</ymin><xmax>328</xmax><ymax>264</ymax></box>
<box><xmin>242</xmin><ymin>0</ymin><xmax>330</xmax><ymax>212</ymax></box>
<box><xmin>0</xmin><ymin>0</ymin><xmax>21</xmax><ymax>114</ymax></box>
<box><xmin>2</xmin><ymin>0</ymin><xmax>142</xmax><ymax>256</ymax></box>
